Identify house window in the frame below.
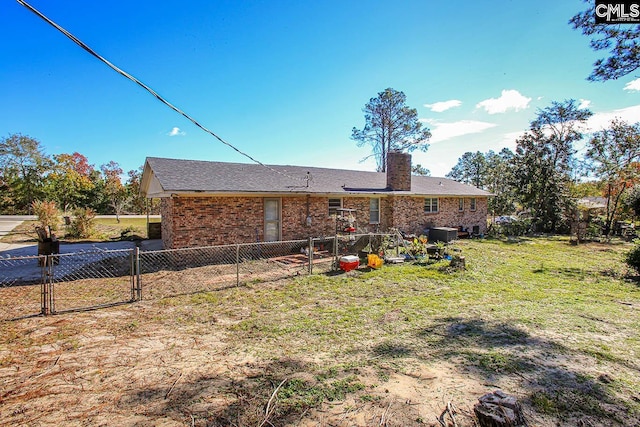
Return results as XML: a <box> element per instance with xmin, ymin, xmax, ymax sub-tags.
<box><xmin>264</xmin><ymin>198</ymin><xmax>281</xmax><ymax>242</ymax></box>
<box><xmin>470</xmin><ymin>198</ymin><xmax>477</xmax><ymax>211</ymax></box>
<box><xmin>424</xmin><ymin>198</ymin><xmax>439</xmax><ymax>213</ymax></box>
<box><xmin>328</xmin><ymin>198</ymin><xmax>342</xmax><ymax>216</ymax></box>
<box><xmin>369</xmin><ymin>198</ymin><xmax>380</xmax><ymax>224</ymax></box>
<box><xmin>458</xmin><ymin>198</ymin><xmax>464</xmax><ymax>212</ymax></box>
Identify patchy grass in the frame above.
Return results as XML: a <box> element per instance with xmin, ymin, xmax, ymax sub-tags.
<box><xmin>0</xmin><ymin>236</ymin><xmax>639</xmax><ymax>426</ymax></box>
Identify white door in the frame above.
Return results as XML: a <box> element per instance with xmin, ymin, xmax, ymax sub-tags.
<box><xmin>264</xmin><ymin>198</ymin><xmax>281</xmax><ymax>241</ymax></box>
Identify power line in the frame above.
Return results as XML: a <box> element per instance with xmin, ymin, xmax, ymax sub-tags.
<box><xmin>16</xmin><ymin>0</ymin><xmax>305</xmax><ymax>183</ymax></box>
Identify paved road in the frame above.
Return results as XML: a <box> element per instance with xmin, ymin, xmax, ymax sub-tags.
<box><xmin>0</xmin><ymin>216</ymin><xmax>35</xmax><ymax>238</ymax></box>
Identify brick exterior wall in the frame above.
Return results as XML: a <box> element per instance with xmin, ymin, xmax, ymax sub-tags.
<box><xmin>160</xmin><ymin>198</ymin><xmax>174</xmax><ymax>248</ymax></box>
<box><xmin>387</xmin><ymin>196</ymin><xmax>488</xmax><ymax>236</ymax></box>
<box><xmin>160</xmin><ymin>194</ymin><xmax>489</xmax><ymax>248</ymax></box>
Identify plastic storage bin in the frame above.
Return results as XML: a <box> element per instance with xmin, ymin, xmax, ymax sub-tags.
<box><xmin>339</xmin><ymin>255</ymin><xmax>359</xmax><ymax>272</ymax></box>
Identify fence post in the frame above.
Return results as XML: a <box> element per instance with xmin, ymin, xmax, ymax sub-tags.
<box><xmin>130</xmin><ymin>249</ymin><xmax>135</xmax><ymax>301</ymax></box>
<box><xmin>136</xmin><ymin>247</ymin><xmax>142</xmax><ymax>300</ymax></box>
<box><xmin>40</xmin><ymin>256</ymin><xmax>49</xmax><ymax>315</ymax></box>
<box><xmin>308</xmin><ymin>237</ymin><xmax>313</xmax><ymax>275</ymax></box>
<box><xmin>131</xmin><ymin>247</ymin><xmax>141</xmax><ymax>301</ymax></box>
<box><xmin>236</xmin><ymin>244</ymin><xmax>240</xmax><ymax>287</ymax></box>
<box><xmin>47</xmin><ymin>256</ymin><xmax>55</xmax><ymax>314</ymax></box>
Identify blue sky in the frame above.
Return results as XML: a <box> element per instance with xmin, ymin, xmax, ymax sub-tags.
<box><xmin>2</xmin><ymin>0</ymin><xmax>640</xmax><ymax>178</ymax></box>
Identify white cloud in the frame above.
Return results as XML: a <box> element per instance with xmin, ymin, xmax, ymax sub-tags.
<box><xmin>424</xmin><ymin>99</ymin><xmax>462</xmax><ymax>113</ymax></box>
<box><xmin>497</xmin><ymin>130</ymin><xmax>526</xmax><ymax>151</ymax></box>
<box><xmin>578</xmin><ymin>99</ymin><xmax>591</xmax><ymax>109</ymax></box>
<box><xmin>624</xmin><ymin>78</ymin><xmax>640</xmax><ymax>91</ymax></box>
<box><xmin>421</xmin><ymin>119</ymin><xmax>498</xmax><ymax>143</ymax></box>
<box><xmin>476</xmin><ymin>89</ymin><xmax>532</xmax><ymax>114</ymax></box>
<box><xmin>585</xmin><ymin>104</ymin><xmax>640</xmax><ymax>131</ymax></box>
<box><xmin>167</xmin><ymin>127</ymin><xmax>185</xmax><ymax>137</ymax></box>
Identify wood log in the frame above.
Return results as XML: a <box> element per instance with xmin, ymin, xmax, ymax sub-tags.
<box><xmin>474</xmin><ymin>390</ymin><xmax>528</xmax><ymax>427</ymax></box>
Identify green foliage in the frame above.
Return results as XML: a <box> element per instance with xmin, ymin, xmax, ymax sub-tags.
<box><xmin>31</xmin><ymin>200</ymin><xmax>61</xmax><ymax>233</ymax></box>
<box><xmin>0</xmin><ymin>134</ymin><xmax>51</xmax><ymax>213</ymax></box>
<box><xmin>585</xmin><ymin>119</ymin><xmax>640</xmax><ymax>235</ymax></box>
<box><xmin>0</xmin><ymin>134</ymin><xmax>153</xmax><ymax>215</ymax></box>
<box><xmin>512</xmin><ymin>100</ymin><xmax>592</xmax><ymax>233</ymax></box>
<box><xmin>625</xmin><ymin>185</ymin><xmax>640</xmax><ymax>218</ymax></box>
<box><xmin>447</xmin><ymin>148</ymin><xmax>517</xmax><ymax>216</ymax></box>
<box><xmin>570</xmin><ymin>0</ymin><xmax>640</xmax><ymax>81</ymax></box>
<box><xmin>446</xmin><ymin>151</ymin><xmax>489</xmax><ymax>188</ymax></box>
<box><xmin>351</xmin><ymin>88</ymin><xmax>431</xmax><ymax>172</ymax></box>
<box><xmin>406</xmin><ymin>235</ymin><xmax>429</xmax><ymax>257</ymax></box>
<box><xmin>411</xmin><ymin>163</ymin><xmax>430</xmax><ymax>176</ymax></box>
<box><xmin>100</xmin><ymin>161</ymin><xmax>128</xmax><ymax>220</ymax></box>
<box><xmin>47</xmin><ymin>152</ymin><xmax>96</xmax><ymax>212</ymax></box>
<box><xmin>68</xmin><ymin>207</ymin><xmax>96</xmax><ymax>238</ymax></box>
<box><xmin>625</xmin><ymin>240</ymin><xmax>640</xmax><ymax>273</ymax></box>
<box><xmin>492</xmin><ymin>217</ymin><xmax>532</xmax><ymax>237</ymax></box>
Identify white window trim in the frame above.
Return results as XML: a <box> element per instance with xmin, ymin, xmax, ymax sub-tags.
<box><xmin>369</xmin><ymin>198</ymin><xmax>380</xmax><ymax>224</ymax></box>
<box><xmin>458</xmin><ymin>198</ymin><xmax>464</xmax><ymax>212</ymax></box>
<box><xmin>424</xmin><ymin>197</ymin><xmax>439</xmax><ymax>213</ymax></box>
<box><xmin>470</xmin><ymin>197</ymin><xmax>477</xmax><ymax>212</ymax></box>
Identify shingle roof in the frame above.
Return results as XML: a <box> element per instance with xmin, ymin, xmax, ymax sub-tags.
<box><xmin>141</xmin><ymin>157</ymin><xmax>492</xmax><ymax>198</ymax></box>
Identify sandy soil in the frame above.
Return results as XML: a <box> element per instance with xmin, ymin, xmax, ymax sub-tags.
<box><xmin>0</xmin><ymin>300</ymin><xmax>531</xmax><ymax>427</ymax></box>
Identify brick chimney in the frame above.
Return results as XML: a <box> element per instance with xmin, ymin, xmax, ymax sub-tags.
<box><xmin>386</xmin><ymin>151</ymin><xmax>412</xmax><ymax>191</ymax></box>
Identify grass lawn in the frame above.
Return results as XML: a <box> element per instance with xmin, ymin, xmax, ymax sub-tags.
<box><xmin>0</xmin><ymin>236</ymin><xmax>639</xmax><ymax>426</ymax></box>
<box><xmin>1</xmin><ymin>217</ymin><xmax>159</xmax><ymax>243</ymax></box>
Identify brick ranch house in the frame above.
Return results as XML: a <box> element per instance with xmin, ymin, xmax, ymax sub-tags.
<box><xmin>139</xmin><ymin>152</ymin><xmax>491</xmax><ymax>249</ymax></box>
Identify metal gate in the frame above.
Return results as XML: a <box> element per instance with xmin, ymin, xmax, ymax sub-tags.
<box><xmin>46</xmin><ymin>249</ymin><xmax>137</xmax><ymax>314</ymax></box>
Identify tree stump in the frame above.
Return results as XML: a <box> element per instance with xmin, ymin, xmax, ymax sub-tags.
<box><xmin>474</xmin><ymin>390</ymin><xmax>528</xmax><ymax>427</ymax></box>
<box><xmin>449</xmin><ymin>255</ymin><xmax>466</xmax><ymax>270</ymax></box>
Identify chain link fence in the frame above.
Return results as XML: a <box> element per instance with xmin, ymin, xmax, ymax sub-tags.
<box><xmin>0</xmin><ymin>233</ymin><xmax>399</xmax><ymax>320</ymax></box>
<box><xmin>48</xmin><ymin>249</ymin><xmax>136</xmax><ymax>314</ymax></box>
<box><xmin>0</xmin><ymin>255</ymin><xmax>45</xmax><ymax>320</ymax></box>
<box><xmin>138</xmin><ymin>238</ymin><xmax>336</xmax><ymax>298</ymax></box>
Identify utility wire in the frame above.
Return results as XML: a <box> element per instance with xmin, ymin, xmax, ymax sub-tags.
<box><xmin>17</xmin><ymin>0</ymin><xmax>305</xmax><ymax>182</ymax></box>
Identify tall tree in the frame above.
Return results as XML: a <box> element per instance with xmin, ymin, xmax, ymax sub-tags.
<box><xmin>100</xmin><ymin>161</ymin><xmax>128</xmax><ymax>222</ymax></box>
<box><xmin>586</xmin><ymin>119</ymin><xmax>640</xmax><ymax>235</ymax></box>
<box><xmin>0</xmin><ymin>134</ymin><xmax>51</xmax><ymax>213</ymax></box>
<box><xmin>447</xmin><ymin>149</ymin><xmax>516</xmax><ymax>216</ymax></box>
<box><xmin>47</xmin><ymin>152</ymin><xmax>95</xmax><ymax>212</ymax></box>
<box><xmin>486</xmin><ymin>148</ymin><xmax>517</xmax><ymax>216</ymax></box>
<box><xmin>351</xmin><ymin>88</ymin><xmax>431</xmax><ymax>172</ymax></box>
<box><xmin>512</xmin><ymin>100</ymin><xmax>593</xmax><ymax>232</ymax></box>
<box><xmin>446</xmin><ymin>151</ymin><xmax>489</xmax><ymax>188</ymax></box>
<box><xmin>125</xmin><ymin>167</ymin><xmax>146</xmax><ymax>214</ymax></box>
<box><xmin>570</xmin><ymin>0</ymin><xmax>640</xmax><ymax>81</ymax></box>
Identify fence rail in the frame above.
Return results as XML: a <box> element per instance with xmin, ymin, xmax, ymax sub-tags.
<box><xmin>0</xmin><ymin>233</ymin><xmax>399</xmax><ymax>321</ymax></box>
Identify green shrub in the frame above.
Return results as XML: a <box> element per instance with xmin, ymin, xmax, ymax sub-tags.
<box><xmin>68</xmin><ymin>207</ymin><xmax>96</xmax><ymax>238</ymax></box>
<box><xmin>492</xmin><ymin>218</ymin><xmax>532</xmax><ymax>237</ymax></box>
<box><xmin>625</xmin><ymin>240</ymin><xmax>640</xmax><ymax>273</ymax></box>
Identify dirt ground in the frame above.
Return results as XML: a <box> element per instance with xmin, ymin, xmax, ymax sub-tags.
<box><xmin>0</xmin><ymin>294</ymin><xmax>533</xmax><ymax>427</ymax></box>
<box><xmin>0</xmin><ymin>301</ymin><xmax>617</xmax><ymax>427</ymax></box>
